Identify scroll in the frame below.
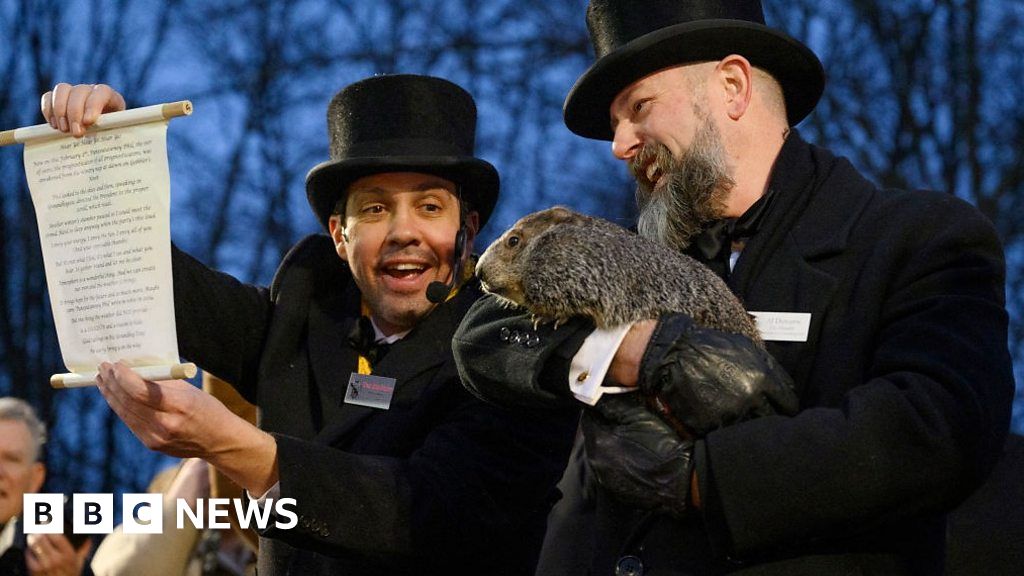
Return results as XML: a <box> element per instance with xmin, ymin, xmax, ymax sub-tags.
<box><xmin>2</xmin><ymin>103</ymin><xmax>196</xmax><ymax>388</ymax></box>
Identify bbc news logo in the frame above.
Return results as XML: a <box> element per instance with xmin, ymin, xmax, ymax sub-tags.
<box><xmin>23</xmin><ymin>494</ymin><xmax>298</xmax><ymax>534</ymax></box>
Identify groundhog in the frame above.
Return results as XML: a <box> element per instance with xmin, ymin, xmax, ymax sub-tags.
<box><xmin>476</xmin><ymin>206</ymin><xmax>760</xmax><ymax>344</ymax></box>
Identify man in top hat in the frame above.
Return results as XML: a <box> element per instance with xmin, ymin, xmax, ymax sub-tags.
<box><xmin>42</xmin><ymin>75</ymin><xmax>578</xmax><ymax>575</ymax></box>
<box><xmin>452</xmin><ymin>0</ymin><xmax>1013</xmax><ymax>574</ymax></box>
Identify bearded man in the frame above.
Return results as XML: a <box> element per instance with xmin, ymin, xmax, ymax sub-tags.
<box><xmin>452</xmin><ymin>1</ymin><xmax>1014</xmax><ymax>575</ymax></box>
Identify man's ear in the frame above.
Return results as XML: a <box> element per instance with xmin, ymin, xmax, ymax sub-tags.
<box><xmin>29</xmin><ymin>461</ymin><xmax>45</xmax><ymax>493</ymax></box>
<box><xmin>716</xmin><ymin>54</ymin><xmax>753</xmax><ymax>121</ymax></box>
<box><xmin>463</xmin><ymin>211</ymin><xmax>480</xmax><ymax>255</ymax></box>
<box><xmin>328</xmin><ymin>215</ymin><xmax>349</xmax><ymax>262</ymax></box>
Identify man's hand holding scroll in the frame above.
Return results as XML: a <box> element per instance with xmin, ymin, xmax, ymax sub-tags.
<box><xmin>94</xmin><ymin>362</ymin><xmax>278</xmax><ymax>498</ymax></box>
<box><xmin>41</xmin><ymin>83</ymin><xmax>126</xmax><ymax>137</ymax></box>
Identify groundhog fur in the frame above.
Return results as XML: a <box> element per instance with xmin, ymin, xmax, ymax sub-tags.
<box><xmin>477</xmin><ymin>206</ymin><xmax>761</xmax><ymax>345</ymax></box>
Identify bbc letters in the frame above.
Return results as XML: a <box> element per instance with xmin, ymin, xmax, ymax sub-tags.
<box><xmin>23</xmin><ymin>493</ymin><xmax>298</xmax><ymax>535</ymax></box>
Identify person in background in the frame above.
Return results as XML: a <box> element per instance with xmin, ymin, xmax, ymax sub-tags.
<box><xmin>0</xmin><ymin>397</ymin><xmax>91</xmax><ymax>576</ymax></box>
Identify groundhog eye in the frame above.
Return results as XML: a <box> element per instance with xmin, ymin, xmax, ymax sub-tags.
<box><xmin>506</xmin><ymin>235</ymin><xmax>520</xmax><ymax>248</ymax></box>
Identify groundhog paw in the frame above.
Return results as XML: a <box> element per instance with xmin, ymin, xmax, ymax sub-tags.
<box><xmin>530</xmin><ymin>314</ymin><xmax>555</xmax><ymax>330</ymax></box>
<box><xmin>492</xmin><ymin>295</ymin><xmax>525</xmax><ymax>312</ymax></box>
<box><xmin>552</xmin><ymin>315</ymin><xmax>573</xmax><ymax>330</ymax></box>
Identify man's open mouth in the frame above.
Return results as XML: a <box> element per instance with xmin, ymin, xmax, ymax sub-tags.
<box><xmin>645</xmin><ymin>162</ymin><xmax>663</xmax><ymax>189</ymax></box>
<box><xmin>383</xmin><ymin>262</ymin><xmax>427</xmax><ymax>280</ymax></box>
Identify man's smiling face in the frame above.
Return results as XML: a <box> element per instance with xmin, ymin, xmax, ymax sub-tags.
<box><xmin>610</xmin><ymin>65</ymin><xmax>734</xmax><ymax>249</ymax></box>
<box><xmin>330</xmin><ymin>172</ymin><xmax>476</xmax><ymax>335</ymax></box>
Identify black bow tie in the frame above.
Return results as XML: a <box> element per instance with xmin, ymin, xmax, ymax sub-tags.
<box><xmin>347</xmin><ymin>316</ymin><xmax>392</xmax><ymax>366</ymax></box>
<box><xmin>687</xmin><ymin>187</ymin><xmax>777</xmax><ymax>279</ymax></box>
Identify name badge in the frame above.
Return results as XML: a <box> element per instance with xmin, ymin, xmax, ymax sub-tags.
<box><xmin>344</xmin><ymin>373</ymin><xmax>397</xmax><ymax>410</ymax></box>
<box><xmin>749</xmin><ymin>312</ymin><xmax>812</xmax><ymax>342</ymax></box>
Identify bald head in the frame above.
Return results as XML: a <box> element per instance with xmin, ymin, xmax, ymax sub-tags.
<box><xmin>608</xmin><ymin>56</ymin><xmax>792</xmax><ymax>218</ymax></box>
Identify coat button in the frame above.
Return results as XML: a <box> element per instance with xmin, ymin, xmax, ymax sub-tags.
<box><xmin>615</xmin><ymin>555</ymin><xmax>643</xmax><ymax>576</ymax></box>
<box><xmin>300</xmin><ymin>515</ymin><xmax>310</xmax><ymax>529</ymax></box>
<box><xmin>525</xmin><ymin>334</ymin><xmax>540</xmax><ymax>348</ymax></box>
<box><xmin>499</xmin><ymin>327</ymin><xmax>511</xmax><ymax>342</ymax></box>
<box><xmin>725</xmin><ymin>555</ymin><xmax>746</xmax><ymax>566</ymax></box>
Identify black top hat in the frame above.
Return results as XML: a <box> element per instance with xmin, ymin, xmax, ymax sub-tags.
<box><xmin>563</xmin><ymin>0</ymin><xmax>826</xmax><ymax>140</ymax></box>
<box><xmin>306</xmin><ymin>75</ymin><xmax>499</xmax><ymax>229</ymax></box>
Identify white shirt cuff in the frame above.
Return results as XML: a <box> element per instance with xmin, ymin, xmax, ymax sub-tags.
<box><xmin>251</xmin><ymin>481</ymin><xmax>281</xmax><ymax>504</ymax></box>
<box><xmin>569</xmin><ymin>323</ymin><xmax>636</xmax><ymax>405</ymax></box>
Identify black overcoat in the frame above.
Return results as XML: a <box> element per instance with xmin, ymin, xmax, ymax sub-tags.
<box><xmin>171</xmin><ymin>235</ymin><xmax>578</xmax><ymax>575</ymax></box>
<box><xmin>453</xmin><ymin>133</ymin><xmax>1014</xmax><ymax>575</ymax></box>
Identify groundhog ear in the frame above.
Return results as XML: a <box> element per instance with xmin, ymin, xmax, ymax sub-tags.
<box><xmin>545</xmin><ymin>205</ymin><xmax>578</xmax><ymax>224</ymax></box>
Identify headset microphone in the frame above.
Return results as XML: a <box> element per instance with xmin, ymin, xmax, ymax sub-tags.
<box><xmin>427</xmin><ymin>226</ymin><xmax>467</xmax><ymax>304</ymax></box>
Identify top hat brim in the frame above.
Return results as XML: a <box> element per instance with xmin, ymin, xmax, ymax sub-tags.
<box><xmin>564</xmin><ymin>19</ymin><xmax>825</xmax><ymax>141</ymax></box>
<box><xmin>305</xmin><ymin>155</ymin><xmax>500</xmax><ymax>231</ymax></box>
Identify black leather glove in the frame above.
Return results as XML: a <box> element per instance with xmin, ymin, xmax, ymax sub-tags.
<box><xmin>582</xmin><ymin>393</ymin><xmax>694</xmax><ymax>517</ymax></box>
<box><xmin>639</xmin><ymin>313</ymin><xmax>799</xmax><ymax>437</ymax></box>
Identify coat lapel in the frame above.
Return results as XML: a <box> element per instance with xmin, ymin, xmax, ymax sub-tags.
<box><xmin>257</xmin><ymin>235</ymin><xmax>346</xmax><ymax>439</ymax></box>
<box><xmin>729</xmin><ymin>134</ymin><xmax>873</xmax><ymax>393</ymax></box>
<box><xmin>307</xmin><ymin>282</ymin><xmax>363</xmax><ymax>433</ymax></box>
<box><xmin>311</xmin><ymin>280</ymin><xmax>481</xmax><ymax>445</ymax></box>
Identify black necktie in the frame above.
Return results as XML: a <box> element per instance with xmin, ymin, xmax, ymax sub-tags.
<box><xmin>686</xmin><ymin>187</ymin><xmax>777</xmax><ymax>279</ymax></box>
<box><xmin>347</xmin><ymin>316</ymin><xmax>392</xmax><ymax>367</ymax></box>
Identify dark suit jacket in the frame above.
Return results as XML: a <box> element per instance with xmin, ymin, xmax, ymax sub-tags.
<box><xmin>453</xmin><ymin>133</ymin><xmax>1014</xmax><ymax>575</ymax></box>
<box><xmin>946</xmin><ymin>434</ymin><xmax>1024</xmax><ymax>575</ymax></box>
<box><xmin>171</xmin><ymin>235</ymin><xmax>578</xmax><ymax>575</ymax></box>
<box><xmin>0</xmin><ymin>518</ymin><xmax>28</xmax><ymax>576</ymax></box>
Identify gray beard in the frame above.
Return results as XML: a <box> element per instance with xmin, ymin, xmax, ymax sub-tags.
<box><xmin>633</xmin><ymin>117</ymin><xmax>734</xmax><ymax>251</ymax></box>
